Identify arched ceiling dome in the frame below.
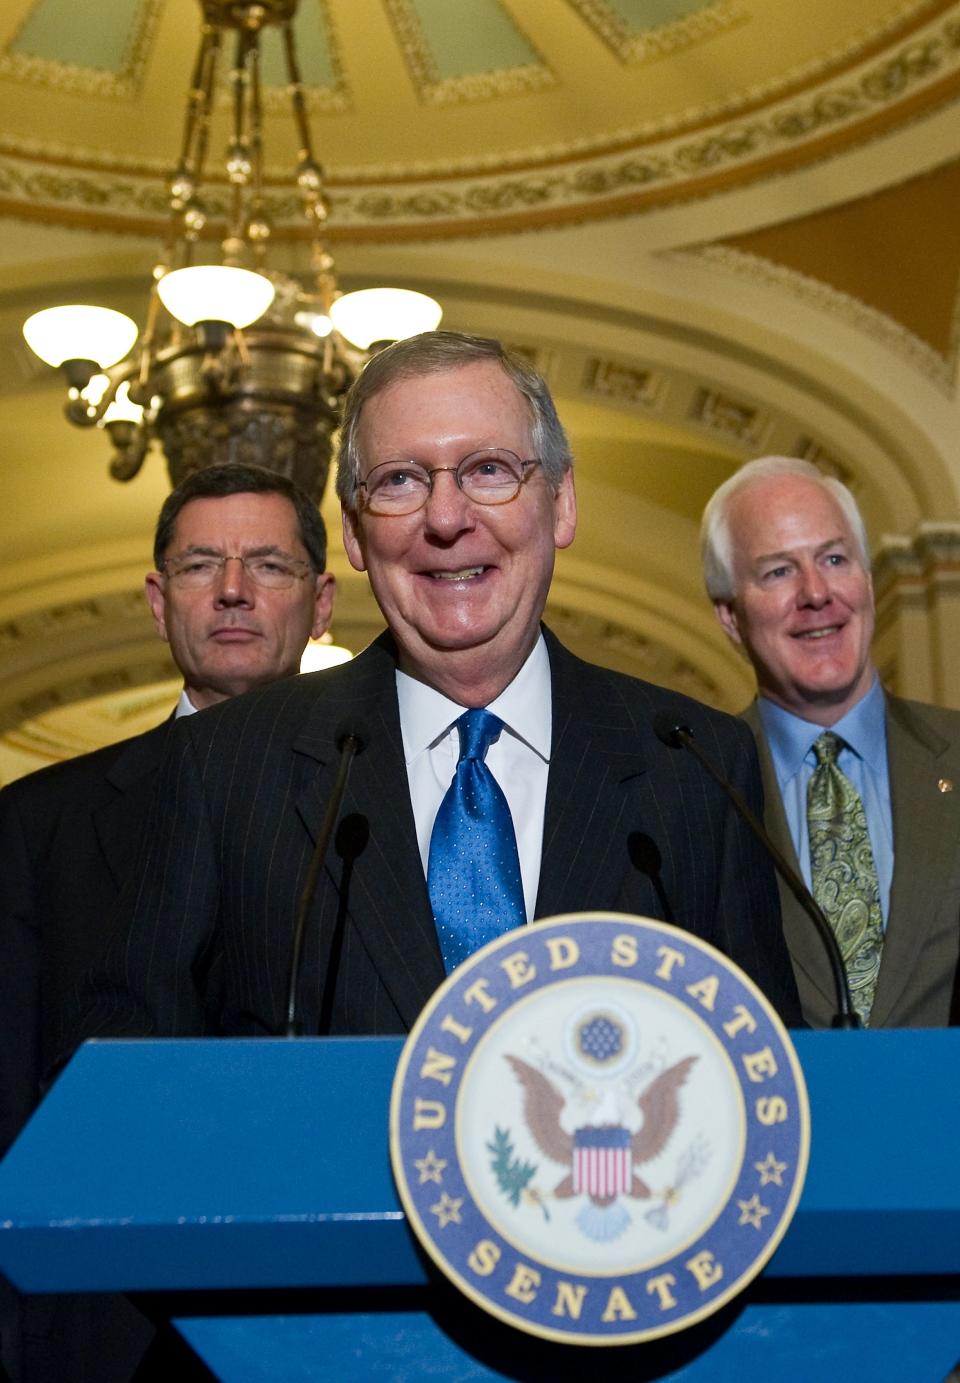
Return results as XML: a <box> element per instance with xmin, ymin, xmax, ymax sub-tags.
<box><xmin>1</xmin><ymin>0</ymin><xmax>958</xmax><ymax>238</ymax></box>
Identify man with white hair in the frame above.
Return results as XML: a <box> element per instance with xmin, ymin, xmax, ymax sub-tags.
<box><xmin>701</xmin><ymin>455</ymin><xmax>960</xmax><ymax>1027</ymax></box>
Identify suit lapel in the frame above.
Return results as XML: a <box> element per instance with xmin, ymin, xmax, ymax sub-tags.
<box><xmin>291</xmin><ymin>636</ymin><xmax>444</xmax><ymax>1026</ymax></box>
<box><xmin>873</xmin><ymin>695</ymin><xmax>954</xmax><ymax>1025</ymax></box>
<box><xmin>92</xmin><ymin>719</ymin><xmax>173</xmax><ymax>889</ymax></box>
<box><xmin>536</xmin><ymin>634</ymin><xmax>646</xmax><ymax>918</ymax></box>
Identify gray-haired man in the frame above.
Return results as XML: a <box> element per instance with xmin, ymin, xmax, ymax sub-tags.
<box><xmin>701</xmin><ymin>455</ymin><xmax>960</xmax><ymax>1027</ymax></box>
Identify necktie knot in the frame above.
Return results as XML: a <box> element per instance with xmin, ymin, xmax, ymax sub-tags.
<box><xmin>456</xmin><ymin>707</ymin><xmax>504</xmax><ymax>763</ymax></box>
<box><xmin>812</xmin><ymin>731</ymin><xmax>844</xmax><ymax>767</ymax></box>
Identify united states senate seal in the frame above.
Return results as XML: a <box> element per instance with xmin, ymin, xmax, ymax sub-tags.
<box><xmin>390</xmin><ymin>912</ymin><xmax>809</xmax><ymax>1346</ymax></box>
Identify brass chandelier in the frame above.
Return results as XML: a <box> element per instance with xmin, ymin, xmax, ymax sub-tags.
<box><xmin>22</xmin><ymin>0</ymin><xmax>441</xmax><ymax>503</ymax></box>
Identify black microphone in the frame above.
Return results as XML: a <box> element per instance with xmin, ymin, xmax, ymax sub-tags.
<box><xmin>283</xmin><ymin>720</ymin><xmax>368</xmax><ymax>1037</ymax></box>
<box><xmin>627</xmin><ymin>832</ymin><xmax>674</xmax><ymax>922</ymax></box>
<box><xmin>652</xmin><ymin>711</ymin><xmax>859</xmax><ymax>1029</ymax></box>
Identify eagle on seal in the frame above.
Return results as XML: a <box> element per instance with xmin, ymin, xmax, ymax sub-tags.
<box><xmin>505</xmin><ymin>1052</ymin><xmax>698</xmax><ymax>1240</ymax></box>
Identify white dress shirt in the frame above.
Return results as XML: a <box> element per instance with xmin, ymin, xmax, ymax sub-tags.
<box><xmin>397</xmin><ymin>635</ymin><xmax>552</xmax><ymax>922</ymax></box>
<box><xmin>175</xmin><ymin>689</ymin><xmax>199</xmax><ymax>718</ymax></box>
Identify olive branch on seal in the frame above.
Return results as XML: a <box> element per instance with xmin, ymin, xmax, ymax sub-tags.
<box><xmin>487</xmin><ymin>1126</ymin><xmax>550</xmax><ymax>1220</ymax></box>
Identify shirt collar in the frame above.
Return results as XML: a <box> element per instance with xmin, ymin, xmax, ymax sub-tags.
<box><xmin>175</xmin><ymin>689</ymin><xmax>200</xmax><ymax>719</ymax></box>
<box><xmin>757</xmin><ymin>675</ymin><xmax>886</xmax><ymax>785</ymax></box>
<box><xmin>397</xmin><ymin>633</ymin><xmax>552</xmax><ymax>764</ymax></box>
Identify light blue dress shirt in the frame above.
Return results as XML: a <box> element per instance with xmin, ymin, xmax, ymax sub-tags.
<box><xmin>757</xmin><ymin>677</ymin><xmax>893</xmax><ymax>925</ymax></box>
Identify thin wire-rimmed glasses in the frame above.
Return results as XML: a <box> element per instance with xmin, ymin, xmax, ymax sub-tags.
<box><xmin>160</xmin><ymin>551</ymin><xmax>313</xmax><ymax>590</ymax></box>
<box><xmin>358</xmin><ymin>449</ymin><xmax>542</xmax><ymax>517</ymax></box>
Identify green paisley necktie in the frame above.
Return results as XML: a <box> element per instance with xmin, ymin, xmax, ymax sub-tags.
<box><xmin>807</xmin><ymin>731</ymin><xmax>884</xmax><ymax>1025</ymax></box>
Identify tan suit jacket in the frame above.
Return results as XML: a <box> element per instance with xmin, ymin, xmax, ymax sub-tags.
<box><xmin>743</xmin><ymin>695</ymin><xmax>960</xmax><ymax>1027</ymax></box>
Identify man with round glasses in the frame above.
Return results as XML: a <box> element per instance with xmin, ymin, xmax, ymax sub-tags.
<box><xmin>1</xmin><ymin>463</ymin><xmax>334</xmax><ymax>1382</ymax></box>
<box><xmin>358</xmin><ymin>449</ymin><xmax>541</xmax><ymax>513</ymax></box>
<box><xmin>73</xmin><ymin>331</ymin><xmax>799</xmax><ymax>1055</ymax></box>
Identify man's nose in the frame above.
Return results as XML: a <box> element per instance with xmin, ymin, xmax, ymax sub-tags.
<box><xmin>797</xmin><ymin>561</ymin><xmax>829</xmax><ymax>605</ymax></box>
<box><xmin>422</xmin><ymin>469</ymin><xmax>475</xmax><ymax>536</ymax></box>
<box><xmin>214</xmin><ymin>556</ymin><xmax>254</xmax><ymax>603</ymax></box>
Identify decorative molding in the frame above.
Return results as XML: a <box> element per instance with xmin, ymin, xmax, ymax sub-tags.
<box><xmin>792</xmin><ymin>438</ymin><xmax>856</xmax><ymax>489</ymax></box>
<box><xmin>382</xmin><ymin>0</ymin><xmax>554</xmax><ymax>105</ymax></box>
<box><xmin>582</xmin><ymin>356</ymin><xmax>666</xmax><ymax>409</ymax></box>
<box><xmin>689</xmin><ymin>386</ymin><xmax>773</xmax><ymax>448</ymax></box>
<box><xmin>257</xmin><ymin>82</ymin><xmax>350</xmax><ymax>119</ymax></box>
<box><xmin>913</xmin><ymin>520</ymin><xmax>960</xmax><ymax>568</ymax></box>
<box><xmin>676</xmin><ymin>245</ymin><xmax>958</xmax><ymax>394</ymax></box>
<box><xmin>401</xmin><ymin>62</ymin><xmax>555</xmax><ymax>106</ymax></box>
<box><xmin>0</xmin><ymin>655</ymin><xmax>178</xmax><ymax>735</ymax></box>
<box><xmin>565</xmin><ymin>0</ymin><xmax>749</xmax><ymax>65</ymax></box>
<box><xmin>873</xmin><ymin>522</ymin><xmax>960</xmax><ymax>599</ymax></box>
<box><xmin>0</xmin><ymin>0</ymin><xmax>163</xmax><ymax>99</ymax></box>
<box><xmin>0</xmin><ymin>0</ymin><xmax>348</xmax><ymax>112</ymax></box>
<box><xmin>872</xmin><ymin>523</ymin><xmax>960</xmax><ymax>706</ymax></box>
<box><xmin>0</xmin><ymin>588</ymin><xmax>147</xmax><ymax>655</ymax></box>
<box><xmin>0</xmin><ymin>8</ymin><xmax>958</xmax><ymax>235</ymax></box>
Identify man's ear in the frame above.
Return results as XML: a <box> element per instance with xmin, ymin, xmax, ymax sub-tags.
<box><xmin>714</xmin><ymin>598</ymin><xmax>742</xmax><ymax>647</ymax></box>
<box><xmin>552</xmin><ymin>469</ymin><xmax>577</xmax><ymax>550</ymax></box>
<box><xmin>144</xmin><ymin>573</ymin><xmax>169</xmax><ymax>643</ymax></box>
<box><xmin>310</xmin><ymin>573</ymin><xmax>336</xmax><ymax>639</ymax></box>
<box><xmin>341</xmin><ymin>508</ymin><xmax>367</xmax><ymax>574</ymax></box>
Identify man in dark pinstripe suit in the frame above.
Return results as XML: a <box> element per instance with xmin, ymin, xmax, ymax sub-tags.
<box><xmin>1</xmin><ymin>463</ymin><xmax>334</xmax><ymax>1383</ymax></box>
<box><xmin>75</xmin><ymin>332</ymin><xmax>800</xmax><ymax>1052</ymax></box>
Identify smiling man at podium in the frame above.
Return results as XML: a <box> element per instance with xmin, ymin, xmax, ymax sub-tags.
<box><xmin>71</xmin><ymin>331</ymin><xmax>801</xmax><ymax>1054</ymax></box>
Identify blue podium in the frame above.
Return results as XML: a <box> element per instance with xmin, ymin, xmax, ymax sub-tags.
<box><xmin>1</xmin><ymin>1032</ymin><xmax>958</xmax><ymax>1380</ymax></box>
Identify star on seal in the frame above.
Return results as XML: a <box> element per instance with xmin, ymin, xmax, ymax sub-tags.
<box><xmin>754</xmin><ymin>1152</ymin><xmax>788</xmax><ymax>1186</ymax></box>
<box><xmin>737</xmin><ymin>1194</ymin><xmax>771</xmax><ymax>1230</ymax></box>
<box><xmin>430</xmin><ymin>1192</ymin><xmax>463</xmax><ymax>1228</ymax></box>
<box><xmin>414</xmin><ymin>1149</ymin><xmax>447</xmax><ymax>1184</ymax></box>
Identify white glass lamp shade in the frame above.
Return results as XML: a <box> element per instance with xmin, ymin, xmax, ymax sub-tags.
<box><xmin>299</xmin><ymin>635</ymin><xmax>353</xmax><ymax>674</ymax></box>
<box><xmin>329</xmin><ymin>288</ymin><xmax>442</xmax><ymax>350</ymax></box>
<box><xmin>23</xmin><ymin>306</ymin><xmax>138</xmax><ymax>369</ymax></box>
<box><xmin>156</xmin><ymin>266</ymin><xmax>275</xmax><ymax>329</ymax></box>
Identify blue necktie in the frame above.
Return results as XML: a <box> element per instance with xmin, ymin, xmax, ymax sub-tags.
<box><xmin>428</xmin><ymin>708</ymin><xmax>526</xmax><ymax>973</ymax></box>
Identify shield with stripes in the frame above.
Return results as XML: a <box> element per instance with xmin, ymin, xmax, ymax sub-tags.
<box><xmin>572</xmin><ymin>1124</ymin><xmax>632</xmax><ymax>1198</ymax></box>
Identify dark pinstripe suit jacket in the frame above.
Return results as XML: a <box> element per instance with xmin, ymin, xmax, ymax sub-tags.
<box><xmin>0</xmin><ymin>724</ymin><xmax>172</xmax><ymax>1383</ymax></box>
<box><xmin>1</xmin><ymin>720</ymin><xmax>172</xmax><ymax>1153</ymax></box>
<box><xmin>75</xmin><ymin>630</ymin><xmax>801</xmax><ymax>1043</ymax></box>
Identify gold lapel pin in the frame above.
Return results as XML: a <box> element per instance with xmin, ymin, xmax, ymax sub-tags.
<box><xmin>938</xmin><ymin>778</ymin><xmax>953</xmax><ymax>794</ymax></box>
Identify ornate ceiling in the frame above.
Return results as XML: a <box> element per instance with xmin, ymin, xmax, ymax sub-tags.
<box><xmin>1</xmin><ymin>0</ymin><xmax>958</xmax><ymax>778</ymax></box>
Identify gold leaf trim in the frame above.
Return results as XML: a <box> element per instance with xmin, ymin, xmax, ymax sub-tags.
<box><xmin>0</xmin><ymin>12</ymin><xmax>957</xmax><ymax>235</ymax></box>
<box><xmin>0</xmin><ymin>0</ymin><xmax>349</xmax><ymax>112</ymax></box>
<box><xmin>413</xmin><ymin>62</ymin><xmax>556</xmax><ymax>105</ymax></box>
<box><xmin>383</xmin><ymin>0</ymin><xmax>556</xmax><ymax>106</ymax></box>
<box><xmin>0</xmin><ymin>0</ymin><xmax>163</xmax><ymax>99</ymax></box>
<box><xmin>565</xmin><ymin>0</ymin><xmax>749</xmax><ymax>65</ymax></box>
